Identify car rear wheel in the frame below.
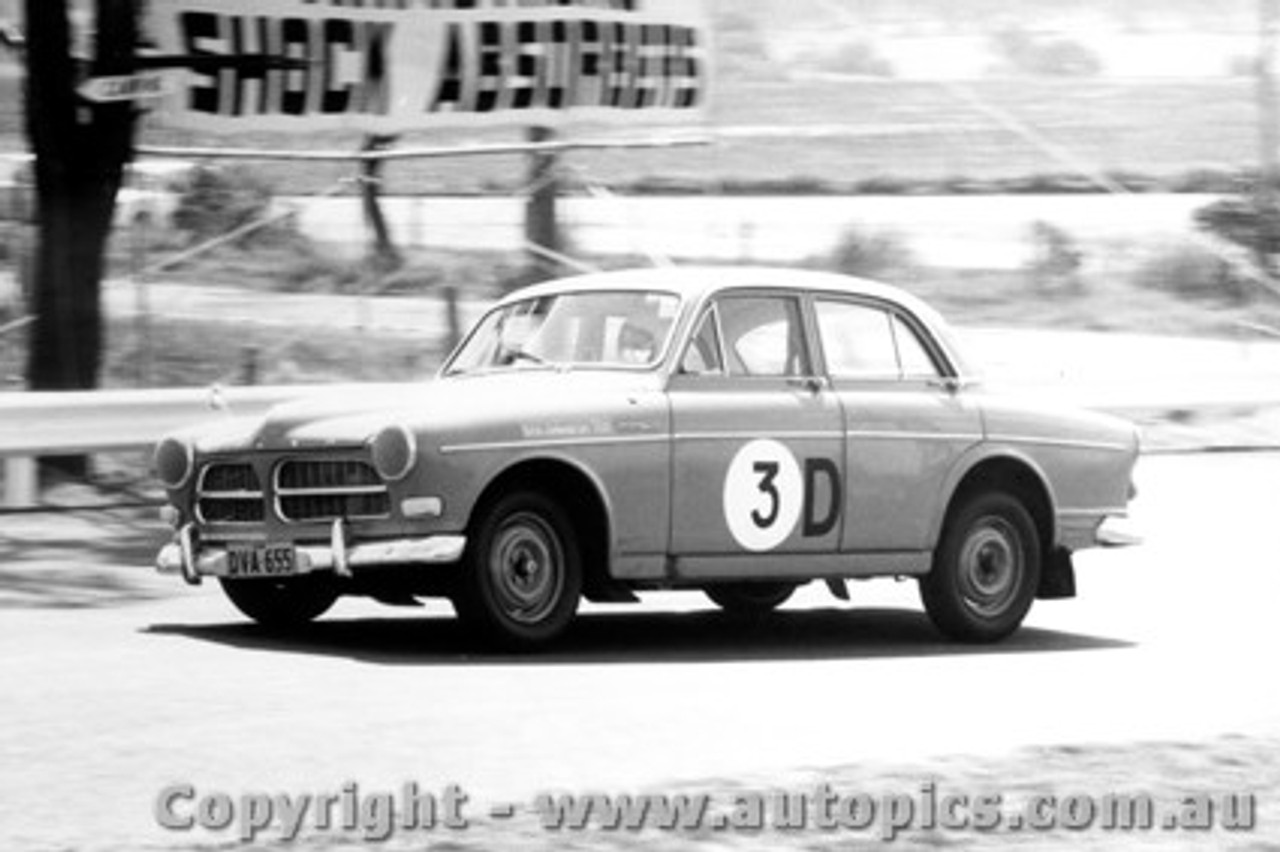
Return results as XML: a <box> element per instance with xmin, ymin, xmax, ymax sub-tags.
<box><xmin>455</xmin><ymin>491</ymin><xmax>582</xmax><ymax>649</ymax></box>
<box><xmin>218</xmin><ymin>576</ymin><xmax>339</xmax><ymax>628</ymax></box>
<box><xmin>705</xmin><ymin>581</ymin><xmax>797</xmax><ymax>616</ymax></box>
<box><xmin>920</xmin><ymin>491</ymin><xmax>1041</xmax><ymax>643</ymax></box>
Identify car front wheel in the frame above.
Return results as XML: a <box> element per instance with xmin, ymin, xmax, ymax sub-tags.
<box><xmin>219</xmin><ymin>576</ymin><xmax>339</xmax><ymax>628</ymax></box>
<box><xmin>920</xmin><ymin>491</ymin><xmax>1041</xmax><ymax>643</ymax></box>
<box><xmin>455</xmin><ymin>491</ymin><xmax>582</xmax><ymax>649</ymax></box>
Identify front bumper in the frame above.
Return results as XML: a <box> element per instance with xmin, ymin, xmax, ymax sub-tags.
<box><xmin>1057</xmin><ymin>512</ymin><xmax>1142</xmax><ymax>551</ymax></box>
<box><xmin>156</xmin><ymin>521</ymin><xmax>467</xmax><ymax>585</ymax></box>
<box><xmin>1095</xmin><ymin>517</ymin><xmax>1142</xmax><ymax>548</ymax></box>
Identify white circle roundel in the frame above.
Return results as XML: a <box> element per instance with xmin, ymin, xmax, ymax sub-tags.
<box><xmin>723</xmin><ymin>440</ymin><xmax>803</xmax><ymax>552</ymax></box>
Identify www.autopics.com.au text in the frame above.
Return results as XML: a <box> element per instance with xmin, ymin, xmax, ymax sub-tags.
<box><xmin>153</xmin><ymin>781</ymin><xmax>1258</xmax><ymax>843</ymax></box>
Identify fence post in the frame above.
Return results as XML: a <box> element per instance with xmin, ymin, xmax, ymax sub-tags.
<box><xmin>131</xmin><ymin>215</ymin><xmax>153</xmax><ymax>386</ymax></box>
<box><xmin>240</xmin><ymin>345</ymin><xmax>260</xmax><ymax>385</ymax></box>
<box><xmin>3</xmin><ymin>457</ymin><xmax>37</xmax><ymax>507</ymax></box>
<box><xmin>361</xmin><ymin>134</ymin><xmax>403</xmax><ymax>270</ymax></box>
<box><xmin>442</xmin><ymin>285</ymin><xmax>462</xmax><ymax>357</ymax></box>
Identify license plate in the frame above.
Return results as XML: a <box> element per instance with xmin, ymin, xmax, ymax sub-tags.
<box><xmin>226</xmin><ymin>543</ymin><xmax>297</xmax><ymax>578</ymax></box>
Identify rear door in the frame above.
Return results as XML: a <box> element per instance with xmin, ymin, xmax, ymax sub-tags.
<box><xmin>811</xmin><ymin>296</ymin><xmax>982</xmax><ymax>552</ymax></box>
<box><xmin>667</xmin><ymin>291</ymin><xmax>846</xmax><ymax>563</ymax></box>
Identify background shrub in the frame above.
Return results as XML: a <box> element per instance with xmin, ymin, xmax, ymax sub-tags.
<box><xmin>1193</xmin><ymin>196</ymin><xmax>1280</xmax><ymax>263</ymax></box>
<box><xmin>991</xmin><ymin>27</ymin><xmax>1104</xmax><ymax>77</ymax></box>
<box><xmin>826</xmin><ymin>226</ymin><xmax>915</xmax><ymax>278</ymax></box>
<box><xmin>171</xmin><ymin>165</ymin><xmax>288</xmax><ymax>246</ymax></box>
<box><xmin>1027</xmin><ymin>220</ymin><xmax>1085</xmax><ymax>295</ymax></box>
<box><xmin>1131</xmin><ymin>243</ymin><xmax>1251</xmax><ymax>305</ymax></box>
<box><xmin>816</xmin><ymin>41</ymin><xmax>895</xmax><ymax>78</ymax></box>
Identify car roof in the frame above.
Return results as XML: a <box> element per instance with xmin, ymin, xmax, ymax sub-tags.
<box><xmin>504</xmin><ymin>266</ymin><xmax>926</xmax><ymax>311</ymax></box>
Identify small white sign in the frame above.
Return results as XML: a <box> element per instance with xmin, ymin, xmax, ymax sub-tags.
<box><xmin>78</xmin><ymin>72</ymin><xmax>172</xmax><ymax>103</ymax></box>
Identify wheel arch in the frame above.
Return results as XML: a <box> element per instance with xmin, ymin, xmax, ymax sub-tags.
<box><xmin>466</xmin><ymin>455</ymin><xmax>617</xmax><ymax>601</ymax></box>
<box><xmin>935</xmin><ymin>451</ymin><xmax>1058</xmax><ymax>563</ymax></box>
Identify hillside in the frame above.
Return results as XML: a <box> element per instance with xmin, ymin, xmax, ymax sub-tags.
<box><xmin>726</xmin><ymin>0</ymin><xmax>1254</xmax><ymax>34</ymax></box>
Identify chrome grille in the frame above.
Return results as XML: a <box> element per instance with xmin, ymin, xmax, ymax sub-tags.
<box><xmin>196</xmin><ymin>463</ymin><xmax>265</xmax><ymax>524</ymax></box>
<box><xmin>274</xmin><ymin>460</ymin><xmax>390</xmax><ymax>522</ymax></box>
<box><xmin>278</xmin><ymin>460</ymin><xmax>382</xmax><ymax>490</ymax></box>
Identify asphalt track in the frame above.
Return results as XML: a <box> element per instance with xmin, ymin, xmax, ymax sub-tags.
<box><xmin>2</xmin><ymin>451</ymin><xmax>1278</xmax><ymax>851</ymax></box>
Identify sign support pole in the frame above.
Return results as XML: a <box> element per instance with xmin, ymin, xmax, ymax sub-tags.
<box><xmin>525</xmin><ymin>126</ymin><xmax>562</xmax><ymax>282</ymax></box>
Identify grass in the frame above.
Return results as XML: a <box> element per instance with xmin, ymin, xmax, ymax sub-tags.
<box><xmin>878</xmin><ymin>267</ymin><xmax>1280</xmax><ymax>337</ymax></box>
<box><xmin>99</xmin><ymin>315</ymin><xmax>440</xmax><ymax>388</ymax></box>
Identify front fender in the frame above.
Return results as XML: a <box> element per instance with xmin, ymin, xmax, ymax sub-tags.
<box><xmin>927</xmin><ymin>443</ymin><xmax>1060</xmax><ymax>551</ymax></box>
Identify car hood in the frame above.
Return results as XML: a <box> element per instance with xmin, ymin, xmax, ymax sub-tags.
<box><xmin>187</xmin><ymin>370</ymin><xmax>666</xmax><ymax>453</ymax></box>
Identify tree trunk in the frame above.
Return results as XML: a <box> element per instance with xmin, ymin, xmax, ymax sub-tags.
<box><xmin>24</xmin><ymin>0</ymin><xmax>138</xmax><ymax>392</ymax></box>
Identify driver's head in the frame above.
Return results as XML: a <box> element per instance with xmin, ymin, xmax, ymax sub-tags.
<box><xmin>618</xmin><ymin>323</ymin><xmax>657</xmax><ymax>364</ymax></box>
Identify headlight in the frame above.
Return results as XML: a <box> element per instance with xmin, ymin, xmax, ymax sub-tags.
<box><xmin>153</xmin><ymin>437</ymin><xmax>195</xmax><ymax>489</ymax></box>
<box><xmin>370</xmin><ymin>423</ymin><xmax>417</xmax><ymax>482</ymax></box>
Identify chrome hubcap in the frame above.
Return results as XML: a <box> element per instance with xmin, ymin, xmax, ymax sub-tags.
<box><xmin>487</xmin><ymin>512</ymin><xmax>563</xmax><ymax>625</ymax></box>
<box><xmin>957</xmin><ymin>517</ymin><xmax>1022</xmax><ymax>617</ymax></box>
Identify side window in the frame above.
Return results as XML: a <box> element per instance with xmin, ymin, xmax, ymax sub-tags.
<box><xmin>814</xmin><ymin>300</ymin><xmax>899</xmax><ymax>379</ymax></box>
<box><xmin>717</xmin><ymin>296</ymin><xmax>811</xmax><ymax>377</ymax></box>
<box><xmin>892</xmin><ymin>315</ymin><xmax>941</xmax><ymax>379</ymax></box>
<box><xmin>680</xmin><ymin>308</ymin><xmax>725</xmax><ymax>375</ymax></box>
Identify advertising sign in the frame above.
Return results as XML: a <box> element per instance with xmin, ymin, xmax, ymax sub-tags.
<box><xmin>145</xmin><ymin>0</ymin><xmax>711</xmax><ymax>134</ymax></box>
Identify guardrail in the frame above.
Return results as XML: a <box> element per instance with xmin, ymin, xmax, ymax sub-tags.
<box><xmin>0</xmin><ymin>383</ymin><xmax>404</xmax><ymax>507</ymax></box>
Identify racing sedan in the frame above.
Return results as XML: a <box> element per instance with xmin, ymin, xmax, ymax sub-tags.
<box><xmin>153</xmin><ymin>267</ymin><xmax>1140</xmax><ymax>647</ymax></box>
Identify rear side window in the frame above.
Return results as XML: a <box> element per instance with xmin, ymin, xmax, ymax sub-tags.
<box><xmin>815</xmin><ymin>299</ymin><xmax>940</xmax><ymax>380</ymax></box>
<box><xmin>814</xmin><ymin>300</ymin><xmax>898</xmax><ymax>378</ymax></box>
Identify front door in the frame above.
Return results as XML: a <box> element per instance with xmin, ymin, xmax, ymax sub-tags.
<box><xmin>668</xmin><ymin>292</ymin><xmax>846</xmax><ymax>570</ymax></box>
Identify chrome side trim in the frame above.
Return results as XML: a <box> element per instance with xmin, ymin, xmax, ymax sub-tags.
<box><xmin>440</xmin><ymin>435</ymin><xmax>667</xmax><ymax>454</ymax></box>
<box><xmin>673</xmin><ymin>431</ymin><xmax>845</xmax><ymax>442</ymax></box>
<box><xmin>1058</xmin><ymin>507</ymin><xmax>1128</xmax><ymax>519</ymax></box>
<box><xmin>846</xmin><ymin>430</ymin><xmax>981</xmax><ymax>442</ymax></box>
<box><xmin>671</xmin><ymin>550</ymin><xmax>931</xmax><ymax>581</ymax></box>
<box><xmin>987</xmin><ymin>435</ymin><xmax>1134</xmax><ymax>453</ymax></box>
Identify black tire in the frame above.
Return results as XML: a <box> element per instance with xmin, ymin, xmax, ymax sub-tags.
<box><xmin>218</xmin><ymin>576</ymin><xmax>338</xmax><ymax>628</ymax></box>
<box><xmin>454</xmin><ymin>491</ymin><xmax>582</xmax><ymax>649</ymax></box>
<box><xmin>920</xmin><ymin>490</ymin><xmax>1041</xmax><ymax>643</ymax></box>
<box><xmin>705</xmin><ymin>582</ymin><xmax>797</xmax><ymax>616</ymax></box>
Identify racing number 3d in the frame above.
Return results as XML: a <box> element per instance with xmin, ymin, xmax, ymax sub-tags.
<box><xmin>723</xmin><ymin>440</ymin><xmax>842</xmax><ymax>552</ymax></box>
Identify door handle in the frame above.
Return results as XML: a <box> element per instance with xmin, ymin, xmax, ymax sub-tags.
<box><xmin>787</xmin><ymin>376</ymin><xmax>829</xmax><ymax>394</ymax></box>
<box><xmin>927</xmin><ymin>377</ymin><xmax>970</xmax><ymax>395</ymax></box>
